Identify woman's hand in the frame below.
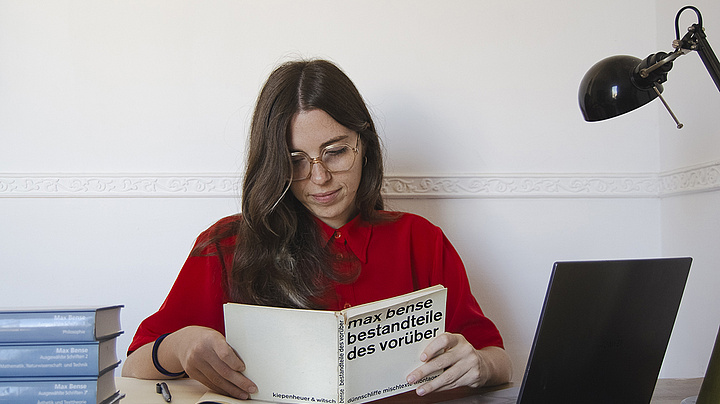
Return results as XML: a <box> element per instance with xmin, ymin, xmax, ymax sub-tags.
<box><xmin>405</xmin><ymin>333</ymin><xmax>512</xmax><ymax>396</ymax></box>
<box><xmin>170</xmin><ymin>326</ymin><xmax>257</xmax><ymax>399</ymax></box>
<box><xmin>122</xmin><ymin>326</ymin><xmax>257</xmax><ymax>399</ymax></box>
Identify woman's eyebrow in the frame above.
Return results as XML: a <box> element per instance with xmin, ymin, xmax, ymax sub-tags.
<box><xmin>320</xmin><ymin>135</ymin><xmax>351</xmax><ymax>148</ymax></box>
<box><xmin>290</xmin><ymin>135</ymin><xmax>352</xmax><ymax>153</ymax></box>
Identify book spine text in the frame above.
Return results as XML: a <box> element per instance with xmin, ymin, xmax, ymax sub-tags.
<box><xmin>0</xmin><ymin>342</ymin><xmax>116</xmax><ymax>377</ymax></box>
<box><xmin>337</xmin><ymin>313</ymin><xmax>345</xmax><ymax>404</ymax></box>
<box><xmin>0</xmin><ymin>312</ymin><xmax>97</xmax><ymax>343</ymax></box>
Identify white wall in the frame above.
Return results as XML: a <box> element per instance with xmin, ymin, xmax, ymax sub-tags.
<box><xmin>1</xmin><ymin>0</ymin><xmax>718</xmax><ymax>382</ymax></box>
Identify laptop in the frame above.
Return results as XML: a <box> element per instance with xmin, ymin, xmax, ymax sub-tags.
<box><xmin>472</xmin><ymin>257</ymin><xmax>692</xmax><ymax>404</ymax></box>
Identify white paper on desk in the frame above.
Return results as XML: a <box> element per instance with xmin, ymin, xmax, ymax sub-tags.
<box><xmin>196</xmin><ymin>391</ymin><xmax>248</xmax><ymax>404</ymax></box>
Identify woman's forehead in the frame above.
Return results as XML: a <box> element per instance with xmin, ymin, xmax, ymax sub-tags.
<box><xmin>288</xmin><ymin>109</ymin><xmax>356</xmax><ymax>151</ymax></box>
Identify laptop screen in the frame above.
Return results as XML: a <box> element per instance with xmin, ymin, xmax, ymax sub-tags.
<box><xmin>518</xmin><ymin>257</ymin><xmax>692</xmax><ymax>404</ymax></box>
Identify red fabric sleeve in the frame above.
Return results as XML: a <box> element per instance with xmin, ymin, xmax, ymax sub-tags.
<box><xmin>434</xmin><ymin>232</ymin><xmax>504</xmax><ymax>349</ymax></box>
<box><xmin>127</xmin><ymin>227</ymin><xmax>231</xmax><ymax>354</ymax></box>
<box><xmin>405</xmin><ymin>215</ymin><xmax>504</xmax><ymax>350</ymax></box>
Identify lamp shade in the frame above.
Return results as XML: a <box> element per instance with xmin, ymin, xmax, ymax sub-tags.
<box><xmin>579</xmin><ymin>55</ymin><xmax>663</xmax><ymax>121</ymax></box>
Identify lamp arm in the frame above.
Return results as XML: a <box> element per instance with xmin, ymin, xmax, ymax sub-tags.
<box><xmin>639</xmin><ymin>50</ymin><xmax>686</xmax><ymax>79</ymax></box>
<box><xmin>675</xmin><ymin>6</ymin><xmax>702</xmax><ymax>39</ymax></box>
<box><xmin>691</xmin><ymin>25</ymin><xmax>720</xmax><ymax>92</ymax></box>
<box><xmin>673</xmin><ymin>6</ymin><xmax>720</xmax><ymax>93</ymax></box>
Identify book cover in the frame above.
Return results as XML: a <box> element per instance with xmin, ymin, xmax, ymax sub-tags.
<box><xmin>0</xmin><ymin>306</ymin><xmax>123</xmax><ymax>343</ymax></box>
<box><xmin>223</xmin><ymin>285</ymin><xmax>447</xmax><ymax>404</ymax></box>
<box><xmin>0</xmin><ymin>337</ymin><xmax>119</xmax><ymax>377</ymax></box>
<box><xmin>0</xmin><ymin>363</ymin><xmax>120</xmax><ymax>404</ymax></box>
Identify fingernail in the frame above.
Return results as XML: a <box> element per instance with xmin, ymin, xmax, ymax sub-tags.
<box><xmin>417</xmin><ymin>387</ymin><xmax>426</xmax><ymax>396</ymax></box>
<box><xmin>248</xmin><ymin>386</ymin><xmax>258</xmax><ymax>394</ymax></box>
<box><xmin>407</xmin><ymin>375</ymin><xmax>416</xmax><ymax>384</ymax></box>
<box><xmin>420</xmin><ymin>353</ymin><xmax>427</xmax><ymax>361</ymax></box>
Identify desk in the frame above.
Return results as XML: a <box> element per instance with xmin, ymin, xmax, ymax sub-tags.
<box><xmin>117</xmin><ymin>377</ymin><xmax>703</xmax><ymax>404</ymax></box>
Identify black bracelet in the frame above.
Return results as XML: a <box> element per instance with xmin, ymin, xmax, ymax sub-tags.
<box><xmin>152</xmin><ymin>333</ymin><xmax>187</xmax><ymax>377</ymax></box>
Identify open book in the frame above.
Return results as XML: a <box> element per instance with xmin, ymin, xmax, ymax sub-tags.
<box><xmin>219</xmin><ymin>285</ymin><xmax>447</xmax><ymax>404</ymax></box>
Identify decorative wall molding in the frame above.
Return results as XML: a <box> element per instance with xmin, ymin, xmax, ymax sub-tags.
<box><xmin>0</xmin><ymin>174</ymin><xmax>241</xmax><ymax>198</ymax></box>
<box><xmin>658</xmin><ymin>160</ymin><xmax>720</xmax><ymax>197</ymax></box>
<box><xmin>382</xmin><ymin>174</ymin><xmax>662</xmax><ymax>198</ymax></box>
<box><xmin>2</xmin><ymin>161</ymin><xmax>720</xmax><ymax>199</ymax></box>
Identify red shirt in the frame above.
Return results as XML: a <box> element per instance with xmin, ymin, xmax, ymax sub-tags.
<box><xmin>128</xmin><ymin>212</ymin><xmax>503</xmax><ymax>353</ymax></box>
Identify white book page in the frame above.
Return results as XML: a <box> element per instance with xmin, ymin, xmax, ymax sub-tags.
<box><xmin>224</xmin><ymin>304</ymin><xmax>339</xmax><ymax>404</ymax></box>
<box><xmin>196</xmin><ymin>391</ymin><xmax>265</xmax><ymax>404</ymax></box>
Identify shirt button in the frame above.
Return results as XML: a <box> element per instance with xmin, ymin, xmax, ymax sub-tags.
<box><xmin>334</xmin><ymin>232</ymin><xmax>342</xmax><ymax>239</ymax></box>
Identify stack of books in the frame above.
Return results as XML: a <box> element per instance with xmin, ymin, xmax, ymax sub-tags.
<box><xmin>0</xmin><ymin>305</ymin><xmax>125</xmax><ymax>404</ymax></box>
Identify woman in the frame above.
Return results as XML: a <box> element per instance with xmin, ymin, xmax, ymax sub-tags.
<box><xmin>122</xmin><ymin>59</ymin><xmax>512</xmax><ymax>399</ymax></box>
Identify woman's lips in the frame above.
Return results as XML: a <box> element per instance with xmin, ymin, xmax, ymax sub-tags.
<box><xmin>311</xmin><ymin>189</ymin><xmax>340</xmax><ymax>204</ymax></box>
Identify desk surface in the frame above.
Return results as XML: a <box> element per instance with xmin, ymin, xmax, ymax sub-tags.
<box><xmin>117</xmin><ymin>377</ymin><xmax>703</xmax><ymax>404</ymax></box>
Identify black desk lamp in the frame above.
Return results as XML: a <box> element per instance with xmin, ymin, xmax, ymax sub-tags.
<box><xmin>578</xmin><ymin>6</ymin><xmax>719</xmax><ymax>404</ymax></box>
<box><xmin>578</xmin><ymin>6</ymin><xmax>720</xmax><ymax>404</ymax></box>
<box><xmin>578</xmin><ymin>5</ymin><xmax>720</xmax><ymax>128</ymax></box>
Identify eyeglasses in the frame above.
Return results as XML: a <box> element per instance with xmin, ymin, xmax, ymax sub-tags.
<box><xmin>290</xmin><ymin>136</ymin><xmax>359</xmax><ymax>181</ymax></box>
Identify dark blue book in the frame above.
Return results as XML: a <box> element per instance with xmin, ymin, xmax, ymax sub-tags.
<box><xmin>0</xmin><ymin>306</ymin><xmax>123</xmax><ymax>343</ymax></box>
<box><xmin>0</xmin><ymin>365</ymin><xmax>122</xmax><ymax>404</ymax></box>
<box><xmin>0</xmin><ymin>337</ymin><xmax>119</xmax><ymax>377</ymax></box>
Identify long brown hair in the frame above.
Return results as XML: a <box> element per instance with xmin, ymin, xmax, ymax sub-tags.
<box><xmin>198</xmin><ymin>59</ymin><xmax>389</xmax><ymax>309</ymax></box>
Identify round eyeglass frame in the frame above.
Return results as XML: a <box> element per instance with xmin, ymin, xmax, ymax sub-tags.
<box><xmin>289</xmin><ymin>136</ymin><xmax>360</xmax><ymax>182</ymax></box>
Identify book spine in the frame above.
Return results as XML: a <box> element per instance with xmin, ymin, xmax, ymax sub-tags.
<box><xmin>0</xmin><ymin>341</ymin><xmax>115</xmax><ymax>377</ymax></box>
<box><xmin>0</xmin><ymin>367</ymin><xmax>119</xmax><ymax>404</ymax></box>
<box><xmin>0</xmin><ymin>377</ymin><xmax>101</xmax><ymax>404</ymax></box>
<box><xmin>337</xmin><ymin>313</ymin><xmax>345</xmax><ymax>404</ymax></box>
<box><xmin>0</xmin><ymin>311</ymin><xmax>97</xmax><ymax>343</ymax></box>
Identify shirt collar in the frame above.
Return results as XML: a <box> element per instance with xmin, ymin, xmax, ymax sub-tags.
<box><xmin>316</xmin><ymin>215</ymin><xmax>372</xmax><ymax>264</ymax></box>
